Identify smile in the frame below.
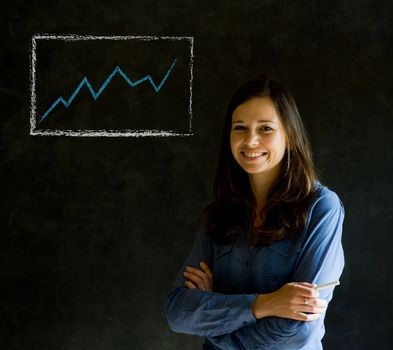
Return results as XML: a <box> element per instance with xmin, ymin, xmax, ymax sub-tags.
<box><xmin>241</xmin><ymin>151</ymin><xmax>267</xmax><ymax>160</ymax></box>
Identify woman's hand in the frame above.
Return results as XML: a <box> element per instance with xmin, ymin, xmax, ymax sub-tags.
<box><xmin>252</xmin><ymin>282</ymin><xmax>327</xmax><ymax>321</ymax></box>
<box><xmin>183</xmin><ymin>261</ymin><xmax>214</xmax><ymax>292</ymax></box>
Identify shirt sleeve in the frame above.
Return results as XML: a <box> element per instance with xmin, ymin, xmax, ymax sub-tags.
<box><xmin>165</xmin><ymin>225</ymin><xmax>258</xmax><ymax>337</ymax></box>
<box><xmin>207</xmin><ymin>189</ymin><xmax>345</xmax><ymax>349</ymax></box>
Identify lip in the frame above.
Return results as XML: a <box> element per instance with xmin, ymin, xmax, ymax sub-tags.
<box><xmin>240</xmin><ymin>151</ymin><xmax>267</xmax><ymax>161</ymax></box>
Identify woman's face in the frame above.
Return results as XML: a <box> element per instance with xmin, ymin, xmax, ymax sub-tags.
<box><xmin>230</xmin><ymin>97</ymin><xmax>287</xmax><ymax>178</ymax></box>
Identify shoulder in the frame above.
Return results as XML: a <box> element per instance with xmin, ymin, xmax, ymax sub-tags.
<box><xmin>310</xmin><ymin>182</ymin><xmax>344</xmax><ymax>215</ymax></box>
<box><xmin>303</xmin><ymin>182</ymin><xmax>345</xmax><ymax>233</ymax></box>
<box><xmin>298</xmin><ymin>183</ymin><xmax>345</xmax><ymax>249</ymax></box>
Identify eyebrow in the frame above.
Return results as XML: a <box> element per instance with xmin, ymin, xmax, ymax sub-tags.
<box><xmin>232</xmin><ymin>119</ymin><xmax>275</xmax><ymax>124</ymax></box>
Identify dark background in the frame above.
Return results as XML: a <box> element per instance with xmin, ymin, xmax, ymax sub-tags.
<box><xmin>1</xmin><ymin>1</ymin><xmax>392</xmax><ymax>349</ymax></box>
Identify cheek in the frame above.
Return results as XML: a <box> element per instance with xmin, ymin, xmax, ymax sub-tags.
<box><xmin>264</xmin><ymin>138</ymin><xmax>278</xmax><ymax>150</ymax></box>
<box><xmin>275</xmin><ymin>138</ymin><xmax>287</xmax><ymax>159</ymax></box>
<box><xmin>267</xmin><ymin>136</ymin><xmax>286</xmax><ymax>157</ymax></box>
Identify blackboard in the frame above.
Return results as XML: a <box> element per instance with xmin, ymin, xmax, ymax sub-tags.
<box><xmin>2</xmin><ymin>1</ymin><xmax>393</xmax><ymax>349</ymax></box>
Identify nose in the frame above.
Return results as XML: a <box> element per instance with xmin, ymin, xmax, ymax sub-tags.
<box><xmin>243</xmin><ymin>130</ymin><xmax>260</xmax><ymax>147</ymax></box>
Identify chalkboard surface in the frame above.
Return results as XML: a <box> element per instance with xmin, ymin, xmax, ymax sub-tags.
<box><xmin>2</xmin><ymin>1</ymin><xmax>393</xmax><ymax>349</ymax></box>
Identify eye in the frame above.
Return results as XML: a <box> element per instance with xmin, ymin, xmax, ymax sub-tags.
<box><xmin>261</xmin><ymin>126</ymin><xmax>273</xmax><ymax>132</ymax></box>
<box><xmin>233</xmin><ymin>125</ymin><xmax>246</xmax><ymax>130</ymax></box>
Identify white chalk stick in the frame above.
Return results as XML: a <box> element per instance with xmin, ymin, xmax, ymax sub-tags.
<box><xmin>315</xmin><ymin>280</ymin><xmax>340</xmax><ymax>291</ymax></box>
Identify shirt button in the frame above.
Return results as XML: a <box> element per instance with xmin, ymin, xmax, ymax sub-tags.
<box><xmin>245</xmin><ymin>261</ymin><xmax>249</xmax><ymax>267</ymax></box>
<box><xmin>243</xmin><ymin>321</ymin><xmax>248</xmax><ymax>326</ymax></box>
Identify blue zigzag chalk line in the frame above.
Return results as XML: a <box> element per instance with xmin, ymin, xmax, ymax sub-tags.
<box><xmin>39</xmin><ymin>59</ymin><xmax>177</xmax><ymax>123</ymax></box>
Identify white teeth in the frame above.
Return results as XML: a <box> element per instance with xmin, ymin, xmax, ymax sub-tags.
<box><xmin>244</xmin><ymin>152</ymin><xmax>265</xmax><ymax>158</ymax></box>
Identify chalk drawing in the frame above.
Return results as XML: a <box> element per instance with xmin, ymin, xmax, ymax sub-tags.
<box><xmin>30</xmin><ymin>34</ymin><xmax>194</xmax><ymax>137</ymax></box>
<box><xmin>38</xmin><ymin>60</ymin><xmax>178</xmax><ymax>124</ymax></box>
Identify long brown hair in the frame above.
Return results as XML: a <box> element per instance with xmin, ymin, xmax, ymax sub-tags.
<box><xmin>203</xmin><ymin>75</ymin><xmax>319</xmax><ymax>245</ymax></box>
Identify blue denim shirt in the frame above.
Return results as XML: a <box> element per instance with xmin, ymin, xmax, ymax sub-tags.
<box><xmin>166</xmin><ymin>183</ymin><xmax>345</xmax><ymax>350</ymax></box>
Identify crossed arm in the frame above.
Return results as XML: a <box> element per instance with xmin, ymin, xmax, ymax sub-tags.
<box><xmin>166</xmin><ymin>191</ymin><xmax>344</xmax><ymax>348</ymax></box>
<box><xmin>183</xmin><ymin>262</ymin><xmax>326</xmax><ymax>322</ymax></box>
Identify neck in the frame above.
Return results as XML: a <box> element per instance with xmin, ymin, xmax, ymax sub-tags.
<box><xmin>249</xmin><ymin>166</ymin><xmax>281</xmax><ymax>211</ymax></box>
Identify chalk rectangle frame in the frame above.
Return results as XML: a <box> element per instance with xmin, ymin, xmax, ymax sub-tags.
<box><xmin>29</xmin><ymin>34</ymin><xmax>194</xmax><ymax>137</ymax></box>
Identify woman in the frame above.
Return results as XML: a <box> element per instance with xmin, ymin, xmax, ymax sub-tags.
<box><xmin>165</xmin><ymin>76</ymin><xmax>345</xmax><ymax>350</ymax></box>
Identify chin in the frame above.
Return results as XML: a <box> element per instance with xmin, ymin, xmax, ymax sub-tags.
<box><xmin>241</xmin><ymin>166</ymin><xmax>267</xmax><ymax>174</ymax></box>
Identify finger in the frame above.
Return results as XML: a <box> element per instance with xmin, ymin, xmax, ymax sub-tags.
<box><xmin>184</xmin><ymin>280</ymin><xmax>197</xmax><ymax>289</ymax></box>
<box><xmin>200</xmin><ymin>262</ymin><xmax>213</xmax><ymax>280</ymax></box>
<box><xmin>295</xmin><ymin>312</ymin><xmax>322</xmax><ymax>322</ymax></box>
<box><xmin>291</xmin><ymin>283</ymin><xmax>319</xmax><ymax>298</ymax></box>
<box><xmin>296</xmin><ymin>282</ymin><xmax>318</xmax><ymax>289</ymax></box>
<box><xmin>183</xmin><ymin>271</ymin><xmax>206</xmax><ymax>290</ymax></box>
<box><xmin>199</xmin><ymin>262</ymin><xmax>213</xmax><ymax>291</ymax></box>
<box><xmin>298</xmin><ymin>304</ymin><xmax>326</xmax><ymax>314</ymax></box>
<box><xmin>305</xmin><ymin>298</ymin><xmax>328</xmax><ymax>308</ymax></box>
<box><xmin>297</xmin><ymin>297</ymin><xmax>327</xmax><ymax>313</ymax></box>
<box><xmin>185</xmin><ymin>267</ymin><xmax>210</xmax><ymax>289</ymax></box>
<box><xmin>185</xmin><ymin>266</ymin><xmax>208</xmax><ymax>279</ymax></box>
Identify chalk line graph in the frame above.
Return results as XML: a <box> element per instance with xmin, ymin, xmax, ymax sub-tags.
<box><xmin>29</xmin><ymin>34</ymin><xmax>194</xmax><ymax>137</ymax></box>
<box><xmin>38</xmin><ymin>59</ymin><xmax>177</xmax><ymax>124</ymax></box>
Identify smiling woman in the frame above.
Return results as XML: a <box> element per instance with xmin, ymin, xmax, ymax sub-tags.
<box><xmin>165</xmin><ymin>75</ymin><xmax>345</xmax><ymax>350</ymax></box>
<box><xmin>230</xmin><ymin>97</ymin><xmax>287</xmax><ymax>215</ymax></box>
<box><xmin>231</xmin><ymin>97</ymin><xmax>287</xmax><ymax>170</ymax></box>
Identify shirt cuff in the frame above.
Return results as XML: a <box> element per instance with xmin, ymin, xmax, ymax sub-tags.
<box><xmin>229</xmin><ymin>294</ymin><xmax>258</xmax><ymax>330</ymax></box>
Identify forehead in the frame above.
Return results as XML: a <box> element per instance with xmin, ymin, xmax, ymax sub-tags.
<box><xmin>232</xmin><ymin>97</ymin><xmax>281</xmax><ymax>123</ymax></box>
